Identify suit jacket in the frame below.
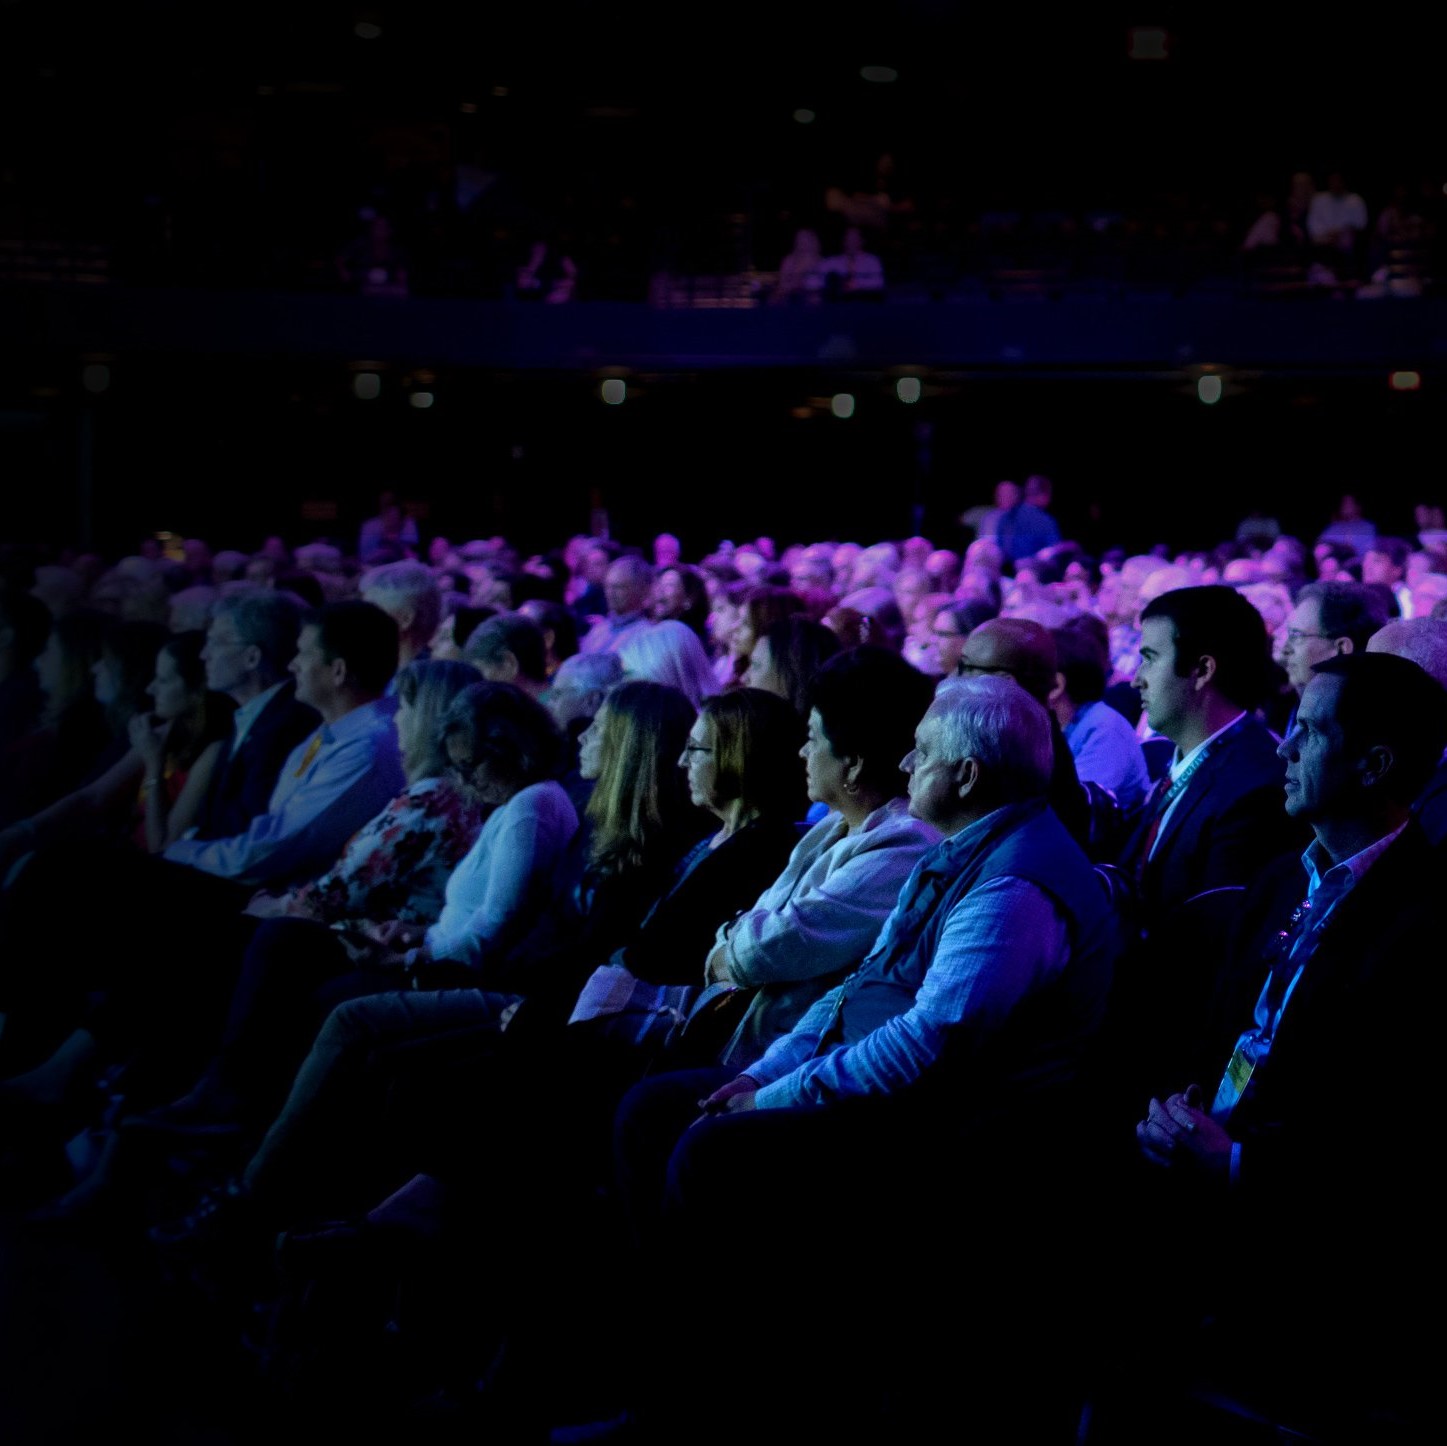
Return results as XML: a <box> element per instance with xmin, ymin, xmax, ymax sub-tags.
<box><xmin>1412</xmin><ymin>755</ymin><xmax>1447</xmax><ymax>847</ymax></box>
<box><xmin>194</xmin><ymin>682</ymin><xmax>318</xmax><ymax>841</ymax></box>
<box><xmin>1106</xmin><ymin>716</ymin><xmax>1306</xmax><ymax>1095</ymax></box>
<box><xmin>1120</xmin><ymin>714</ymin><xmax>1303</xmax><ymax>927</ymax></box>
<box><xmin>1195</xmin><ymin>825</ymin><xmax>1438</xmax><ymax>1383</ymax></box>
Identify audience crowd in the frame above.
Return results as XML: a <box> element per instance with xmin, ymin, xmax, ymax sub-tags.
<box><xmin>2</xmin><ymin>477</ymin><xmax>1446</xmax><ymax>1442</ymax></box>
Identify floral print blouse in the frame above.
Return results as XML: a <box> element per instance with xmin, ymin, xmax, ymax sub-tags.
<box><xmin>287</xmin><ymin>775</ymin><xmax>486</xmax><ymax>927</ymax></box>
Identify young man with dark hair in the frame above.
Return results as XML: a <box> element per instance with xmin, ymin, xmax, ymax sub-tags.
<box><xmin>1112</xmin><ymin>586</ymin><xmax>1305</xmax><ymax>1090</ymax></box>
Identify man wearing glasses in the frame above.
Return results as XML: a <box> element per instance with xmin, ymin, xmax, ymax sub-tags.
<box><xmin>1277</xmin><ymin>581</ymin><xmax>1387</xmax><ymax>728</ymax></box>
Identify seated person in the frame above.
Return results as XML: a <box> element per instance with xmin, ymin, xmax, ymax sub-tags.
<box><xmin>0</xmin><ymin>603</ymin><xmax>405</xmax><ymax>1113</ymax></box>
<box><xmin>741</xmin><ymin>616</ymin><xmax>840</xmax><ymax>719</ymax></box>
<box><xmin>1125</xmin><ymin>654</ymin><xmax>1447</xmax><ymax>1436</ymax></box>
<box><xmin>124</xmin><ymin>662</ymin><xmax>512</xmax><ymax>1132</ymax></box>
<box><xmin>0</xmin><ymin>610</ymin><xmax>115</xmax><ymax>828</ymax></box>
<box><xmin>599</xmin><ymin>676</ymin><xmax>1121</xmax><ymax>1440</ymax></box>
<box><xmin>151</xmin><ymin>680</ymin><xmax>720</xmax><ymax>1230</ymax></box>
<box><xmin>0</xmin><ymin>631</ymin><xmax>235</xmax><ymax>874</ymax></box>
<box><xmin>702</xmin><ymin>646</ymin><xmax>939</xmax><ymax>1068</ymax></box>
<box><xmin>956</xmin><ymin>616</ymin><xmax>1092</xmax><ymax>848</ymax></box>
<box><xmin>617</xmin><ymin>621</ymin><xmax>719</xmax><ymax>711</ymax></box>
<box><xmin>1049</xmin><ymin>618</ymin><xmax>1150</xmax><ymax>815</ymax></box>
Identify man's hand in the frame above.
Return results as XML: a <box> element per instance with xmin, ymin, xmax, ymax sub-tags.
<box><xmin>695</xmin><ymin>1074</ymin><xmax>760</xmax><ymax>1123</ymax></box>
<box><xmin>1136</xmin><ymin>1084</ymin><xmax>1233</xmax><ymax>1180</ymax></box>
<box><xmin>703</xmin><ymin>941</ymin><xmax>734</xmax><ymax>985</ymax></box>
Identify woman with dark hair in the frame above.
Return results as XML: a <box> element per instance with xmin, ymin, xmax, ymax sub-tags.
<box><xmin>0</xmin><ymin>631</ymin><xmax>235</xmax><ymax>873</ymax></box>
<box><xmin>743</xmin><ymin>616</ymin><xmax>841</xmax><ymax>717</ymax></box>
<box><xmin>695</xmin><ymin>646</ymin><xmax>940</xmax><ymax>1067</ymax></box>
<box><xmin>566</xmin><ymin>687</ymin><xmax>806</xmax><ymax>1036</ymax></box>
<box><xmin>649</xmin><ymin>564</ymin><xmax>711</xmax><ymax>643</ymax></box>
<box><xmin>92</xmin><ymin>619</ymin><xmax>171</xmax><ymax>743</ymax></box>
<box><xmin>129</xmin><ymin>631</ymin><xmax>239</xmax><ymax>851</ymax></box>
<box><xmin>429</xmin><ymin>604</ymin><xmax>499</xmax><ymax>662</ymax></box>
<box><xmin>517</xmin><ymin>599</ymin><xmax>580</xmax><ymax>679</ymax></box>
<box><xmin>718</xmin><ymin>584</ymin><xmax>807</xmax><ymax>688</ymax></box>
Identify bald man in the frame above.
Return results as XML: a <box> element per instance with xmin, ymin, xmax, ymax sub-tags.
<box><xmin>956</xmin><ymin>618</ymin><xmax>1091</xmax><ymax>849</ymax></box>
<box><xmin>1367</xmin><ymin>616</ymin><xmax>1447</xmax><ymax>845</ymax></box>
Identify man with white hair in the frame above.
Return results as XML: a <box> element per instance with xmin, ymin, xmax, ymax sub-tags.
<box><xmin>608</xmin><ymin>674</ymin><xmax>1121</xmax><ymax>1438</ymax></box>
<box><xmin>359</xmin><ymin>558</ymin><xmax>442</xmax><ymax>673</ymax></box>
<box><xmin>1367</xmin><ymin>615</ymin><xmax>1447</xmax><ymax>844</ymax></box>
<box><xmin>689</xmin><ymin>674</ymin><xmax>1117</xmax><ymax>1118</ymax></box>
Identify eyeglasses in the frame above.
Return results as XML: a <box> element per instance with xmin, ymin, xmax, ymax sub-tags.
<box><xmin>1282</xmin><ymin>629</ymin><xmax>1336</xmax><ymax>646</ymax></box>
<box><xmin>682</xmin><ymin>742</ymin><xmax>714</xmax><ymax>757</ymax></box>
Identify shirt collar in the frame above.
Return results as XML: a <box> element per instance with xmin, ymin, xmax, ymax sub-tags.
<box><xmin>318</xmin><ymin>696</ymin><xmax>390</xmax><ymax>746</ymax></box>
<box><xmin>1169</xmin><ymin>711</ymin><xmax>1247</xmax><ymax>783</ymax></box>
<box><xmin>231</xmin><ymin>680</ymin><xmax>285</xmax><ymax>743</ymax></box>
<box><xmin>929</xmin><ymin>804</ymin><xmax>1015</xmax><ymax>864</ymax></box>
<box><xmin>1301</xmin><ymin>822</ymin><xmax>1407</xmax><ymax>898</ymax></box>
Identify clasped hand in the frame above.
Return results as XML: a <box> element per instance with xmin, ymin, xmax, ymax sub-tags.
<box><xmin>1135</xmin><ymin>1083</ymin><xmax>1233</xmax><ymax>1179</ymax></box>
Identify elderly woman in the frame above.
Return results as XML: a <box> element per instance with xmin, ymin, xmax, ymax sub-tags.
<box><xmin>695</xmin><ymin>647</ymin><xmax>940</xmax><ymax>1069</ymax></box>
<box><xmin>616</xmin><ymin>620</ymin><xmax>719</xmax><ymax>710</ymax></box>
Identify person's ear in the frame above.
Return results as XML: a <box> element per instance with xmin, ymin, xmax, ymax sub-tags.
<box><xmin>1047</xmin><ymin>671</ymin><xmax>1068</xmax><ymax>707</ymax></box>
<box><xmin>329</xmin><ymin>655</ymin><xmax>349</xmax><ymax>689</ymax></box>
<box><xmin>1358</xmin><ymin>744</ymin><xmax>1392</xmax><ymax>790</ymax></box>
<box><xmin>1193</xmin><ymin>653</ymin><xmax>1218</xmax><ymax>691</ymax></box>
<box><xmin>496</xmin><ymin>651</ymin><xmax>521</xmax><ymax>683</ymax></box>
<box><xmin>1337</xmin><ymin>637</ymin><xmax>1354</xmax><ymax>657</ymax></box>
<box><xmin>955</xmin><ymin>756</ymin><xmax>980</xmax><ymax>798</ymax></box>
<box><xmin>842</xmin><ymin>756</ymin><xmax>865</xmax><ymax>794</ymax></box>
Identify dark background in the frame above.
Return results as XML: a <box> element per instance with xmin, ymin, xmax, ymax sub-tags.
<box><xmin>1</xmin><ymin>6</ymin><xmax>1440</xmax><ymax>558</ymax></box>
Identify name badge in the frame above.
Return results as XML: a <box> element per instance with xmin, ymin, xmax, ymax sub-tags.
<box><xmin>1211</xmin><ymin>1033</ymin><xmax>1263</xmax><ymax>1119</ymax></box>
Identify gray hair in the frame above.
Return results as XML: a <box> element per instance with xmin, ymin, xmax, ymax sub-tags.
<box><xmin>930</xmin><ymin>674</ymin><xmax>1053</xmax><ymax>801</ymax></box>
<box><xmin>547</xmin><ymin>650</ymin><xmax>624</xmax><ymax>729</ymax></box>
<box><xmin>213</xmin><ymin>590</ymin><xmax>306</xmax><ymax>681</ymax></box>
<box><xmin>1367</xmin><ymin>617</ymin><xmax>1447</xmax><ymax>690</ymax></box>
<box><xmin>616</xmin><ymin>620</ymin><xmax>719</xmax><ymax>710</ymax></box>
<box><xmin>360</xmin><ymin>559</ymin><xmax>443</xmax><ymax>645</ymax></box>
